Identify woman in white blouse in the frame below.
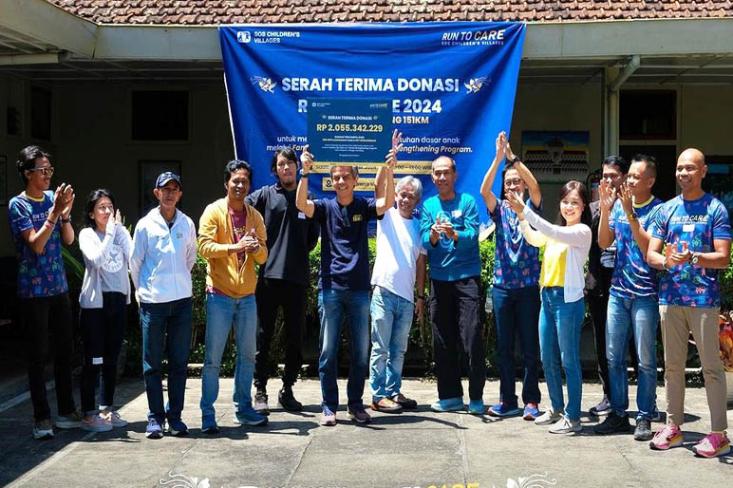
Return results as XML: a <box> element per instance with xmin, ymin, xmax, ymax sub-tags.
<box><xmin>506</xmin><ymin>180</ymin><xmax>592</xmax><ymax>434</ymax></box>
<box><xmin>78</xmin><ymin>189</ymin><xmax>132</xmax><ymax>432</ymax></box>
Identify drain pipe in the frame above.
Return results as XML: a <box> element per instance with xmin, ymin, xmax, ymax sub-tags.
<box><xmin>606</xmin><ymin>55</ymin><xmax>640</xmax><ymax>156</ymax></box>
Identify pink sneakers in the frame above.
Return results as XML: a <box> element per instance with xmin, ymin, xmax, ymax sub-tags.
<box><xmin>692</xmin><ymin>432</ymin><xmax>731</xmax><ymax>458</ymax></box>
<box><xmin>649</xmin><ymin>424</ymin><xmax>683</xmax><ymax>450</ymax></box>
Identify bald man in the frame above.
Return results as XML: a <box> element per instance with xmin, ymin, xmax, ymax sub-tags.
<box><xmin>646</xmin><ymin>148</ymin><xmax>731</xmax><ymax>457</ymax></box>
<box><xmin>420</xmin><ymin>156</ymin><xmax>486</xmax><ymax>414</ymax></box>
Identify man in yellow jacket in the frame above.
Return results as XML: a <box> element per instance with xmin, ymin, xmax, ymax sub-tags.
<box><xmin>198</xmin><ymin>160</ymin><xmax>268</xmax><ymax>433</ymax></box>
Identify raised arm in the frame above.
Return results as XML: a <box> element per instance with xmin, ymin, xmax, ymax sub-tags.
<box><xmin>296</xmin><ymin>145</ymin><xmax>316</xmax><ymax>218</ymax></box>
<box><xmin>480</xmin><ymin>132</ymin><xmax>506</xmax><ymax>213</ymax></box>
<box><xmin>507</xmin><ymin>191</ymin><xmax>590</xmax><ymax>247</ymax></box>
<box><xmin>79</xmin><ymin>224</ymin><xmax>116</xmax><ymax>269</ymax></box>
<box><xmin>505</xmin><ymin>143</ymin><xmax>541</xmax><ymax>209</ymax></box>
<box><xmin>376</xmin><ymin>130</ymin><xmax>400</xmax><ymax>215</ymax></box>
<box><xmin>597</xmin><ymin>180</ymin><xmax>617</xmax><ymax>250</ymax></box>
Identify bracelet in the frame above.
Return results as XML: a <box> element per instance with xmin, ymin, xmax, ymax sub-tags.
<box><xmin>45</xmin><ymin>218</ymin><xmax>58</xmax><ymax>227</ymax></box>
<box><xmin>416</xmin><ymin>294</ymin><xmax>425</xmax><ymax>300</ymax></box>
<box><xmin>61</xmin><ymin>217</ymin><xmax>71</xmax><ymax>224</ymax></box>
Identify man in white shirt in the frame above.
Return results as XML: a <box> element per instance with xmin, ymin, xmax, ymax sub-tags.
<box><xmin>130</xmin><ymin>172</ymin><xmax>197</xmax><ymax>439</ymax></box>
<box><xmin>369</xmin><ymin>166</ymin><xmax>427</xmax><ymax>413</ymax></box>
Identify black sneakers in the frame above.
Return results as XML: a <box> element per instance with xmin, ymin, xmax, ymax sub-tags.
<box><xmin>278</xmin><ymin>387</ymin><xmax>303</xmax><ymax>412</ymax></box>
<box><xmin>594</xmin><ymin>412</ymin><xmax>631</xmax><ymax>435</ymax></box>
<box><xmin>633</xmin><ymin>418</ymin><xmax>653</xmax><ymax>441</ymax></box>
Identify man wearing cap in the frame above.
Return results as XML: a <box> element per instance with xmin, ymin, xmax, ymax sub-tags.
<box><xmin>130</xmin><ymin>171</ymin><xmax>197</xmax><ymax>439</ymax></box>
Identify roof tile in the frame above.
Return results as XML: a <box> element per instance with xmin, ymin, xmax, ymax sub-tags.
<box><xmin>45</xmin><ymin>0</ymin><xmax>733</xmax><ymax>24</ymax></box>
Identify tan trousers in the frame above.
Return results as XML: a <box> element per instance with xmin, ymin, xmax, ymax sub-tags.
<box><xmin>660</xmin><ymin>305</ymin><xmax>728</xmax><ymax>431</ymax></box>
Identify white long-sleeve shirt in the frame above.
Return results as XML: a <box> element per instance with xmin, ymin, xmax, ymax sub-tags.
<box><xmin>78</xmin><ymin>223</ymin><xmax>133</xmax><ymax>309</ymax></box>
<box><xmin>519</xmin><ymin>206</ymin><xmax>591</xmax><ymax>303</ymax></box>
<box><xmin>129</xmin><ymin>207</ymin><xmax>197</xmax><ymax>304</ymax></box>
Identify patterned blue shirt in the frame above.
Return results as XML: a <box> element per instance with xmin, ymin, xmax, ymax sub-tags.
<box><xmin>608</xmin><ymin>197</ymin><xmax>663</xmax><ymax>299</ymax></box>
<box><xmin>649</xmin><ymin>193</ymin><xmax>731</xmax><ymax>307</ymax></box>
<box><xmin>490</xmin><ymin>198</ymin><xmax>541</xmax><ymax>289</ymax></box>
<box><xmin>8</xmin><ymin>191</ymin><xmax>69</xmax><ymax>298</ymax></box>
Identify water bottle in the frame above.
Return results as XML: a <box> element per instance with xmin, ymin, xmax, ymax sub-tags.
<box><xmin>485</xmin><ymin>285</ymin><xmax>494</xmax><ymax>315</ymax></box>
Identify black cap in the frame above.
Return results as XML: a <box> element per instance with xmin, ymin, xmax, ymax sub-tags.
<box><xmin>155</xmin><ymin>171</ymin><xmax>182</xmax><ymax>189</ymax></box>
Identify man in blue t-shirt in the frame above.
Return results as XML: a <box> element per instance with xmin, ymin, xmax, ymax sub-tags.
<box><xmin>8</xmin><ymin>146</ymin><xmax>79</xmax><ymax>440</ymax></box>
<box><xmin>594</xmin><ymin>155</ymin><xmax>663</xmax><ymax>440</ymax></box>
<box><xmin>420</xmin><ymin>155</ymin><xmax>485</xmax><ymax>414</ymax></box>
<box><xmin>647</xmin><ymin>148</ymin><xmax>731</xmax><ymax>458</ymax></box>
<box><xmin>296</xmin><ymin>144</ymin><xmax>395</xmax><ymax>426</ymax></box>
<box><xmin>480</xmin><ymin>132</ymin><xmax>542</xmax><ymax>420</ymax></box>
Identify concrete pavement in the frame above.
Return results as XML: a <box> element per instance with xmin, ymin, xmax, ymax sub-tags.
<box><xmin>0</xmin><ymin>378</ymin><xmax>731</xmax><ymax>488</ymax></box>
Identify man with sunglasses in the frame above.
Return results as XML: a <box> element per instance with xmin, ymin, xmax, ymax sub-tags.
<box><xmin>9</xmin><ymin>146</ymin><xmax>79</xmax><ymax>440</ymax></box>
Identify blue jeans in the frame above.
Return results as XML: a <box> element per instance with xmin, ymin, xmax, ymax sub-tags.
<box><xmin>140</xmin><ymin>297</ymin><xmax>192</xmax><ymax>422</ymax></box>
<box><xmin>200</xmin><ymin>293</ymin><xmax>258</xmax><ymax>418</ymax></box>
<box><xmin>492</xmin><ymin>284</ymin><xmax>541</xmax><ymax>406</ymax></box>
<box><xmin>606</xmin><ymin>294</ymin><xmax>659</xmax><ymax>420</ymax></box>
<box><xmin>539</xmin><ymin>288</ymin><xmax>584</xmax><ymax>421</ymax></box>
<box><xmin>369</xmin><ymin>286</ymin><xmax>414</xmax><ymax>401</ymax></box>
<box><xmin>318</xmin><ymin>289</ymin><xmax>370</xmax><ymax>411</ymax></box>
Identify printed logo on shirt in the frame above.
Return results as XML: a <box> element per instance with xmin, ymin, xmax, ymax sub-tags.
<box><xmin>176</xmin><ymin>232</ymin><xmax>183</xmax><ymax>239</ymax></box>
<box><xmin>297</xmin><ymin>211</ymin><xmax>306</xmax><ymax>219</ymax></box>
<box><xmin>102</xmin><ymin>243</ymin><xmax>125</xmax><ymax>274</ymax></box>
<box><xmin>352</xmin><ymin>214</ymin><xmax>363</xmax><ymax>222</ymax></box>
<box><xmin>452</xmin><ymin>209</ymin><xmax>462</xmax><ymax>218</ymax></box>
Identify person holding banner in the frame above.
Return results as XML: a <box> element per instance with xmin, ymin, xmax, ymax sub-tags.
<box><xmin>369</xmin><ymin>133</ymin><xmax>427</xmax><ymax>413</ymax></box>
<box><xmin>247</xmin><ymin>148</ymin><xmax>320</xmax><ymax>414</ymax></box>
<box><xmin>296</xmin><ymin>140</ymin><xmax>396</xmax><ymax>426</ymax></box>
<box><xmin>506</xmin><ymin>179</ymin><xmax>592</xmax><ymax>434</ymax></box>
<box><xmin>480</xmin><ymin>132</ymin><xmax>543</xmax><ymax>420</ymax></box>
<box><xmin>420</xmin><ymin>155</ymin><xmax>486</xmax><ymax>415</ymax></box>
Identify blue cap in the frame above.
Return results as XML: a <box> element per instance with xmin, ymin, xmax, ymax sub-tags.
<box><xmin>155</xmin><ymin>171</ymin><xmax>182</xmax><ymax>189</ymax></box>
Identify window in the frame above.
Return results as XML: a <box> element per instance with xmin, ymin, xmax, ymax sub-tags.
<box><xmin>620</xmin><ymin>90</ymin><xmax>676</xmax><ymax>140</ymax></box>
<box><xmin>131</xmin><ymin>90</ymin><xmax>188</xmax><ymax>141</ymax></box>
<box><xmin>31</xmin><ymin>86</ymin><xmax>52</xmax><ymax>140</ymax></box>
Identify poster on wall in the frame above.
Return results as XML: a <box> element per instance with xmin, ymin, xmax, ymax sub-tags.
<box><xmin>520</xmin><ymin>131</ymin><xmax>590</xmax><ymax>183</ymax></box>
<box><xmin>219</xmin><ymin>22</ymin><xmax>526</xmax><ymax>205</ymax></box>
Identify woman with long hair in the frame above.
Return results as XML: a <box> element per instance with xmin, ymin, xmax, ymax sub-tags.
<box><xmin>506</xmin><ymin>179</ymin><xmax>592</xmax><ymax>434</ymax></box>
<box><xmin>78</xmin><ymin>189</ymin><xmax>132</xmax><ymax>431</ymax></box>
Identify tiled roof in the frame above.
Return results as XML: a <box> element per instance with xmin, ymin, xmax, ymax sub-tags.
<box><xmin>47</xmin><ymin>1</ymin><xmax>733</xmax><ymax>25</ymax></box>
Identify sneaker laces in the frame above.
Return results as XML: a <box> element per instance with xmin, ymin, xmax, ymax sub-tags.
<box><xmin>655</xmin><ymin>424</ymin><xmax>679</xmax><ymax>440</ymax></box>
<box><xmin>699</xmin><ymin>432</ymin><xmax>727</xmax><ymax>450</ymax></box>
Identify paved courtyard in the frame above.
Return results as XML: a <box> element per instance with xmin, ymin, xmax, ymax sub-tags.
<box><xmin>0</xmin><ymin>378</ymin><xmax>731</xmax><ymax>488</ymax></box>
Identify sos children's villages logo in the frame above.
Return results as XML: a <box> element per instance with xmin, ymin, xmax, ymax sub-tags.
<box><xmin>237</xmin><ymin>31</ymin><xmax>251</xmax><ymax>43</ymax></box>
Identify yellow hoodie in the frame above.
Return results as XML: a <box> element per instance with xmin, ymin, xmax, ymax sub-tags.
<box><xmin>198</xmin><ymin>198</ymin><xmax>267</xmax><ymax>298</ymax></box>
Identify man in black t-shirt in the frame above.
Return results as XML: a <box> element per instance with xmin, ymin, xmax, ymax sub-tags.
<box><xmin>246</xmin><ymin>148</ymin><xmax>320</xmax><ymax>413</ymax></box>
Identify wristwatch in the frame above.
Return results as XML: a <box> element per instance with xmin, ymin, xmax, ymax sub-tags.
<box><xmin>299</xmin><ymin>169</ymin><xmax>309</xmax><ymax>177</ymax></box>
<box><xmin>626</xmin><ymin>212</ymin><xmax>637</xmax><ymax>222</ymax></box>
<box><xmin>508</xmin><ymin>155</ymin><xmax>520</xmax><ymax>165</ymax></box>
<box><xmin>690</xmin><ymin>252</ymin><xmax>700</xmax><ymax>265</ymax></box>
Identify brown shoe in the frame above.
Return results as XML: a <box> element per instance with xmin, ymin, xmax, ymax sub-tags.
<box><xmin>370</xmin><ymin>397</ymin><xmax>403</xmax><ymax>413</ymax></box>
<box><xmin>392</xmin><ymin>393</ymin><xmax>418</xmax><ymax>410</ymax></box>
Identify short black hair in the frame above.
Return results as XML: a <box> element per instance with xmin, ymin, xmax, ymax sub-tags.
<box><xmin>630</xmin><ymin>153</ymin><xmax>657</xmax><ymax>178</ymax></box>
<box><xmin>224</xmin><ymin>159</ymin><xmax>253</xmax><ymax>183</ymax></box>
<box><xmin>270</xmin><ymin>148</ymin><xmax>298</xmax><ymax>175</ymax></box>
<box><xmin>84</xmin><ymin>189</ymin><xmax>116</xmax><ymax>228</ymax></box>
<box><xmin>16</xmin><ymin>145</ymin><xmax>51</xmax><ymax>184</ymax></box>
<box><xmin>602</xmin><ymin>155</ymin><xmax>629</xmax><ymax>175</ymax></box>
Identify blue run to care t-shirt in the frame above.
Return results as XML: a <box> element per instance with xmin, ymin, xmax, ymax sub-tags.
<box><xmin>649</xmin><ymin>193</ymin><xmax>731</xmax><ymax>307</ymax></box>
<box><xmin>608</xmin><ymin>197</ymin><xmax>663</xmax><ymax>299</ymax></box>
<box><xmin>490</xmin><ymin>197</ymin><xmax>541</xmax><ymax>289</ymax></box>
<box><xmin>313</xmin><ymin>196</ymin><xmax>378</xmax><ymax>291</ymax></box>
<box><xmin>8</xmin><ymin>191</ymin><xmax>69</xmax><ymax>299</ymax></box>
<box><xmin>420</xmin><ymin>192</ymin><xmax>481</xmax><ymax>282</ymax></box>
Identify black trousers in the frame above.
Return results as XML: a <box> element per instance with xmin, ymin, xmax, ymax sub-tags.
<box><xmin>20</xmin><ymin>293</ymin><xmax>76</xmax><ymax>421</ymax></box>
<box><xmin>253</xmin><ymin>278</ymin><xmax>306</xmax><ymax>391</ymax></box>
<box><xmin>429</xmin><ymin>277</ymin><xmax>486</xmax><ymax>401</ymax></box>
<box><xmin>80</xmin><ymin>292</ymin><xmax>127</xmax><ymax>414</ymax></box>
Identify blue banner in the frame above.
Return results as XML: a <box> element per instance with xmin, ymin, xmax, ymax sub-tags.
<box><xmin>220</xmin><ymin>22</ymin><xmax>525</xmax><ymax>204</ymax></box>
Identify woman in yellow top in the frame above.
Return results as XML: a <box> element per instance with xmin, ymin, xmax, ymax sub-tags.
<box><xmin>506</xmin><ymin>180</ymin><xmax>592</xmax><ymax>434</ymax></box>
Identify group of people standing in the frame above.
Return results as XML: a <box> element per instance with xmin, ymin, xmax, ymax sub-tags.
<box><xmin>7</xmin><ymin>130</ymin><xmax>730</xmax><ymax>458</ymax></box>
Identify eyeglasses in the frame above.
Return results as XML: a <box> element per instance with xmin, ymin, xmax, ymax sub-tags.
<box><xmin>504</xmin><ymin>178</ymin><xmax>523</xmax><ymax>186</ymax></box>
<box><xmin>28</xmin><ymin>166</ymin><xmax>55</xmax><ymax>176</ymax></box>
<box><xmin>276</xmin><ymin>161</ymin><xmax>296</xmax><ymax>169</ymax></box>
